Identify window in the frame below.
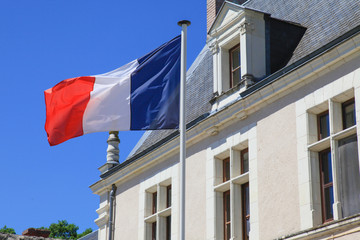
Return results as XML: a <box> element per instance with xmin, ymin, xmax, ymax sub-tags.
<box><xmin>318</xmin><ymin>111</ymin><xmax>330</xmax><ymax>140</ymax></box>
<box><xmin>214</xmin><ymin>147</ymin><xmax>250</xmax><ymax>239</ymax></box>
<box><xmin>167</xmin><ymin>185</ymin><xmax>172</xmax><ymax>208</ymax></box>
<box><xmin>241</xmin><ymin>149</ymin><xmax>249</xmax><ymax>174</ymax></box>
<box><xmin>151</xmin><ymin>222</ymin><xmax>156</xmax><ymax>240</ymax></box>
<box><xmin>308</xmin><ymin>94</ymin><xmax>359</xmax><ymax>224</ymax></box>
<box><xmin>342</xmin><ymin>99</ymin><xmax>356</xmax><ymax>129</ymax></box>
<box><xmin>223</xmin><ymin>190</ymin><xmax>231</xmax><ymax>240</ymax></box>
<box><xmin>230</xmin><ymin>45</ymin><xmax>241</xmax><ymax>88</ymax></box>
<box><xmin>319</xmin><ymin>149</ymin><xmax>334</xmax><ymax>222</ymax></box>
<box><xmin>338</xmin><ymin>135</ymin><xmax>360</xmax><ymax>217</ymax></box>
<box><xmin>242</xmin><ymin>183</ymin><xmax>250</xmax><ymax>240</ymax></box>
<box><xmin>223</xmin><ymin>158</ymin><xmax>230</xmax><ymax>182</ymax></box>
<box><xmin>166</xmin><ymin>216</ymin><xmax>171</xmax><ymax>240</ymax></box>
<box><xmin>152</xmin><ymin>192</ymin><xmax>157</xmax><ymax>214</ymax></box>
<box><xmin>145</xmin><ymin>181</ymin><xmax>172</xmax><ymax>240</ymax></box>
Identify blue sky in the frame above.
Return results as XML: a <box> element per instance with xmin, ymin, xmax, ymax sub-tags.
<box><xmin>0</xmin><ymin>0</ymin><xmax>206</xmax><ymax>234</ymax></box>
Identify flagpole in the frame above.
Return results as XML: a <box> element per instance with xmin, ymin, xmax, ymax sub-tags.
<box><xmin>178</xmin><ymin>19</ymin><xmax>190</xmax><ymax>240</ymax></box>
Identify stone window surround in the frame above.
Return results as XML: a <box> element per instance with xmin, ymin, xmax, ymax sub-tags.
<box><xmin>138</xmin><ymin>165</ymin><xmax>178</xmax><ymax>240</ymax></box>
<box><xmin>144</xmin><ymin>180</ymin><xmax>172</xmax><ymax>240</ymax></box>
<box><xmin>206</xmin><ymin>125</ymin><xmax>259</xmax><ymax>239</ymax></box>
<box><xmin>296</xmin><ymin>79</ymin><xmax>360</xmax><ymax>230</ymax></box>
<box><xmin>308</xmin><ymin>89</ymin><xmax>358</xmax><ymax>223</ymax></box>
<box><xmin>210</xmin><ymin>25</ymin><xmax>241</xmax><ymax>95</ymax></box>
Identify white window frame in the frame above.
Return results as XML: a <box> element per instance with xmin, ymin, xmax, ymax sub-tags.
<box><xmin>297</xmin><ymin>86</ymin><xmax>360</xmax><ymax>229</ymax></box>
<box><xmin>138</xmin><ymin>165</ymin><xmax>178</xmax><ymax>240</ymax></box>
<box><xmin>144</xmin><ymin>180</ymin><xmax>172</xmax><ymax>240</ymax></box>
<box><xmin>206</xmin><ymin>126</ymin><xmax>259</xmax><ymax>239</ymax></box>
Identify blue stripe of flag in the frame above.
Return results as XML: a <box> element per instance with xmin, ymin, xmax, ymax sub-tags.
<box><xmin>130</xmin><ymin>35</ymin><xmax>181</xmax><ymax>130</ymax></box>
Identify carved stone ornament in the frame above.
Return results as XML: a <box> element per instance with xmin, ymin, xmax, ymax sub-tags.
<box><xmin>206</xmin><ymin>126</ymin><xmax>219</xmax><ymax>136</ymax></box>
<box><xmin>209</xmin><ymin>41</ymin><xmax>219</xmax><ymax>54</ymax></box>
<box><xmin>239</xmin><ymin>21</ymin><xmax>254</xmax><ymax>35</ymax></box>
<box><xmin>242</xmin><ymin>74</ymin><xmax>255</xmax><ymax>87</ymax></box>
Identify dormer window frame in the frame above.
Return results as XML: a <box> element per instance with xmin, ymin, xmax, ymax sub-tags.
<box><xmin>229</xmin><ymin>44</ymin><xmax>241</xmax><ymax>88</ymax></box>
<box><xmin>208</xmin><ymin>3</ymin><xmax>266</xmax><ymax>105</ymax></box>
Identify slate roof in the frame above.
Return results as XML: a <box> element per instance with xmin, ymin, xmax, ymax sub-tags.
<box><xmin>102</xmin><ymin>0</ymin><xmax>360</xmax><ymax>177</ymax></box>
<box><xmin>243</xmin><ymin>0</ymin><xmax>360</xmax><ymax>65</ymax></box>
<box><xmin>77</xmin><ymin>230</ymin><xmax>98</xmax><ymax>240</ymax></box>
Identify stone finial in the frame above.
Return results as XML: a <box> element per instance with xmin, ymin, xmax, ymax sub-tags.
<box><xmin>107</xmin><ymin>131</ymin><xmax>120</xmax><ymax>165</ymax></box>
<box><xmin>99</xmin><ymin>131</ymin><xmax>120</xmax><ymax>175</ymax></box>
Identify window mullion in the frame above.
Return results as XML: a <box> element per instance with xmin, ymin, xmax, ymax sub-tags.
<box><xmin>330</xmin><ymin>138</ymin><xmax>342</xmax><ymax>220</ymax></box>
<box><xmin>330</xmin><ymin>100</ymin><xmax>343</xmax><ymax>134</ymax></box>
<box><xmin>230</xmin><ymin>182</ymin><xmax>235</xmax><ymax>239</ymax></box>
<box><xmin>329</xmin><ymin>99</ymin><xmax>343</xmax><ymax>220</ymax></box>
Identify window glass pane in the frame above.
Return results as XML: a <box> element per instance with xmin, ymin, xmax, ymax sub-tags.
<box><xmin>232</xmin><ymin>69</ymin><xmax>241</xmax><ymax>86</ymax></box>
<box><xmin>167</xmin><ymin>186</ymin><xmax>172</xmax><ymax>208</ymax></box>
<box><xmin>224</xmin><ymin>191</ymin><xmax>231</xmax><ymax>240</ymax></box>
<box><xmin>242</xmin><ymin>150</ymin><xmax>249</xmax><ymax>173</ymax></box>
<box><xmin>319</xmin><ymin>112</ymin><xmax>330</xmax><ymax>139</ymax></box>
<box><xmin>152</xmin><ymin>222</ymin><xmax>156</xmax><ymax>240</ymax></box>
<box><xmin>324</xmin><ymin>186</ymin><xmax>334</xmax><ymax>220</ymax></box>
<box><xmin>244</xmin><ymin>185</ymin><xmax>250</xmax><ymax>215</ymax></box>
<box><xmin>338</xmin><ymin>135</ymin><xmax>360</xmax><ymax>217</ymax></box>
<box><xmin>153</xmin><ymin>192</ymin><xmax>157</xmax><ymax>214</ymax></box>
<box><xmin>321</xmin><ymin>151</ymin><xmax>333</xmax><ymax>184</ymax></box>
<box><xmin>245</xmin><ymin>218</ymin><xmax>250</xmax><ymax>240</ymax></box>
<box><xmin>319</xmin><ymin>149</ymin><xmax>334</xmax><ymax>222</ymax></box>
<box><xmin>343</xmin><ymin>102</ymin><xmax>356</xmax><ymax>129</ymax></box>
<box><xmin>242</xmin><ymin>183</ymin><xmax>250</xmax><ymax>240</ymax></box>
<box><xmin>226</xmin><ymin>224</ymin><xmax>231</xmax><ymax>240</ymax></box>
<box><xmin>166</xmin><ymin>216</ymin><xmax>171</xmax><ymax>240</ymax></box>
<box><xmin>225</xmin><ymin>193</ymin><xmax>230</xmax><ymax>221</ymax></box>
<box><xmin>231</xmin><ymin>48</ymin><xmax>240</xmax><ymax>70</ymax></box>
<box><xmin>223</xmin><ymin>159</ymin><xmax>230</xmax><ymax>182</ymax></box>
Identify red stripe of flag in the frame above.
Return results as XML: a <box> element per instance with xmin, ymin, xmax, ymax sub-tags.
<box><xmin>44</xmin><ymin>76</ymin><xmax>95</xmax><ymax>146</ymax></box>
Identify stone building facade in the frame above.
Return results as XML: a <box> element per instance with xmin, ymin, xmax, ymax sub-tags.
<box><xmin>91</xmin><ymin>0</ymin><xmax>360</xmax><ymax>239</ymax></box>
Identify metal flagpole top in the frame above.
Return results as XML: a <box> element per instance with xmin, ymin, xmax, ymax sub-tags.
<box><xmin>177</xmin><ymin>20</ymin><xmax>191</xmax><ymax>26</ymax></box>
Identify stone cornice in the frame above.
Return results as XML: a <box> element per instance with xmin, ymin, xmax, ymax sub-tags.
<box><xmin>276</xmin><ymin>214</ymin><xmax>360</xmax><ymax>239</ymax></box>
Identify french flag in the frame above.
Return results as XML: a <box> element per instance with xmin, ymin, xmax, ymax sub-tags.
<box><xmin>45</xmin><ymin>35</ymin><xmax>181</xmax><ymax>146</ymax></box>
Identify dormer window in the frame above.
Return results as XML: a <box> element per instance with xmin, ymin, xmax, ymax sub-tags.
<box><xmin>207</xmin><ymin>1</ymin><xmax>305</xmax><ymax>109</ymax></box>
<box><xmin>207</xmin><ymin>3</ymin><xmax>267</xmax><ymax>100</ymax></box>
<box><xmin>230</xmin><ymin>45</ymin><xmax>241</xmax><ymax>88</ymax></box>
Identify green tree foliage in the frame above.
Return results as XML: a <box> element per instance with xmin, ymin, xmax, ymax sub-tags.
<box><xmin>0</xmin><ymin>225</ymin><xmax>16</xmax><ymax>234</ymax></box>
<box><xmin>0</xmin><ymin>221</ymin><xmax>92</xmax><ymax>239</ymax></box>
<box><xmin>45</xmin><ymin>220</ymin><xmax>92</xmax><ymax>239</ymax></box>
<box><xmin>48</xmin><ymin>220</ymin><xmax>79</xmax><ymax>239</ymax></box>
